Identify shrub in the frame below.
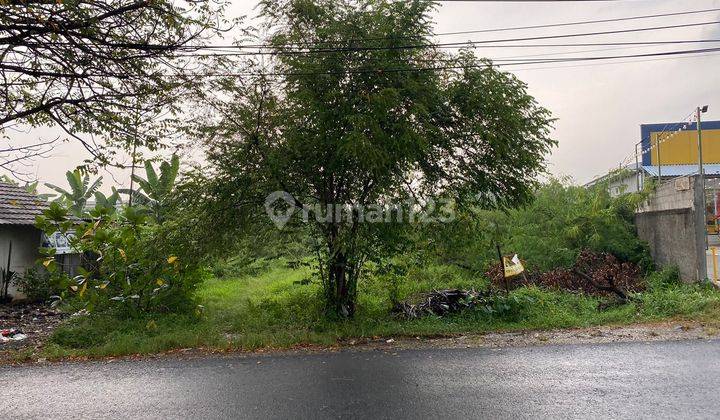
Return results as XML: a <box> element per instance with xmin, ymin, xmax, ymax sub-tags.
<box><xmin>417</xmin><ymin>178</ymin><xmax>653</xmax><ymax>273</ymax></box>
<box><xmin>13</xmin><ymin>267</ymin><xmax>59</xmax><ymax>302</ymax></box>
<box><xmin>51</xmin><ymin>314</ymin><xmax>114</xmax><ymax>349</ymax></box>
<box><xmin>35</xmin><ymin>201</ymin><xmax>205</xmax><ymax>316</ymax></box>
<box><xmin>637</xmin><ymin>266</ymin><xmax>719</xmax><ymax>318</ymax></box>
<box><xmin>210</xmin><ymin>256</ymin><xmax>277</xmax><ymax>279</ymax></box>
<box><xmin>645</xmin><ymin>266</ymin><xmax>682</xmax><ymax>291</ymax></box>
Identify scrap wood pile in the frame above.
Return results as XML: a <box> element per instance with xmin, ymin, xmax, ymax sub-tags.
<box><xmin>486</xmin><ymin>250</ymin><xmax>644</xmax><ymax>300</ymax></box>
<box><xmin>393</xmin><ymin>288</ymin><xmax>492</xmax><ymax>319</ymax></box>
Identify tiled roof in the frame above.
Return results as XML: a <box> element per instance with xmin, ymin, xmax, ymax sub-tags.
<box><xmin>0</xmin><ymin>182</ymin><xmax>49</xmax><ymax>225</ymax></box>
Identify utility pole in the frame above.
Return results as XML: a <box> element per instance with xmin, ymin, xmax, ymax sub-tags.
<box><xmin>635</xmin><ymin>142</ymin><xmax>641</xmax><ymax>191</ymax></box>
<box><xmin>698</xmin><ymin>105</ymin><xmax>709</xmax><ymax>250</ymax></box>
<box><xmin>656</xmin><ymin>133</ymin><xmax>662</xmax><ymax>182</ymax></box>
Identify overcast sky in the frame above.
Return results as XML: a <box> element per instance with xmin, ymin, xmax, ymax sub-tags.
<box><xmin>5</xmin><ymin>0</ymin><xmax>720</xmax><ymax>191</ymax></box>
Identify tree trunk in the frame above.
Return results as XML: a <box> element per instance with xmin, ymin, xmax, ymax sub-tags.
<box><xmin>322</xmin><ymin>208</ymin><xmax>360</xmax><ymax>318</ymax></box>
<box><xmin>325</xmin><ymin>251</ymin><xmax>357</xmax><ymax>318</ymax></box>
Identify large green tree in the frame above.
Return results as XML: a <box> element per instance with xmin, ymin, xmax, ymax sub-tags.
<box><xmin>193</xmin><ymin>0</ymin><xmax>555</xmax><ymax>318</ymax></box>
<box><xmin>0</xmin><ymin>0</ymin><xmax>229</xmax><ymax>172</ymax></box>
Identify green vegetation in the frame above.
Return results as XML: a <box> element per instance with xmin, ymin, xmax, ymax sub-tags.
<box><xmin>40</xmin><ymin>261</ymin><xmax>720</xmax><ymax>359</ymax></box>
<box><xmin>45</xmin><ymin>170</ymin><xmax>105</xmax><ymax>216</ymax></box>
<box><xmin>119</xmin><ymin>155</ymin><xmax>180</xmax><ymax>223</ymax></box>
<box><xmin>421</xmin><ymin>178</ymin><xmax>653</xmax><ymax>274</ymax></box>
<box><xmin>21</xmin><ymin>175</ymin><xmax>716</xmax><ymax>361</ymax></box>
<box><xmin>13</xmin><ymin>267</ymin><xmax>55</xmax><ymax>303</ymax></box>
<box><xmin>188</xmin><ymin>0</ymin><xmax>555</xmax><ymax>317</ymax></box>
<box><xmin>34</xmin><ymin>157</ymin><xmax>205</xmax><ymax>316</ymax></box>
<box><xmin>7</xmin><ymin>0</ymin><xmax>717</xmax><ymax>363</ymax></box>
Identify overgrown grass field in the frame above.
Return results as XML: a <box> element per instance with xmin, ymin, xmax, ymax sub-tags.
<box><xmin>38</xmin><ymin>259</ymin><xmax>720</xmax><ymax>360</ymax></box>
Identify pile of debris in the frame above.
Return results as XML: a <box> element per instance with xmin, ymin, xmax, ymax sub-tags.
<box><xmin>487</xmin><ymin>250</ymin><xmax>643</xmax><ymax>300</ymax></box>
<box><xmin>394</xmin><ymin>251</ymin><xmax>643</xmax><ymax>320</ymax></box>
<box><xmin>0</xmin><ymin>303</ymin><xmax>67</xmax><ymax>350</ymax></box>
<box><xmin>393</xmin><ymin>288</ymin><xmax>491</xmax><ymax>319</ymax></box>
<box><xmin>1</xmin><ymin>328</ymin><xmax>27</xmax><ymax>343</ymax></box>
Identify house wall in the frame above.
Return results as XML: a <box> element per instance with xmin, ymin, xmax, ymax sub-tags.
<box><xmin>0</xmin><ymin>225</ymin><xmax>43</xmax><ymax>300</ymax></box>
<box><xmin>608</xmin><ymin>173</ymin><xmax>641</xmax><ymax>197</ymax></box>
<box><xmin>635</xmin><ymin>176</ymin><xmax>707</xmax><ymax>282</ymax></box>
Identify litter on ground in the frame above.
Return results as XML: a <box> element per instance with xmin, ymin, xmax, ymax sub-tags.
<box><xmin>1</xmin><ymin>328</ymin><xmax>27</xmax><ymax>342</ymax></box>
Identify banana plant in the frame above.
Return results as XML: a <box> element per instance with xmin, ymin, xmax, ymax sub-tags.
<box><xmin>24</xmin><ymin>181</ymin><xmax>54</xmax><ymax>201</ymax></box>
<box><xmin>90</xmin><ymin>187</ymin><xmax>122</xmax><ymax>216</ymax></box>
<box><xmin>120</xmin><ymin>155</ymin><xmax>179</xmax><ymax>222</ymax></box>
<box><xmin>46</xmin><ymin>170</ymin><xmax>103</xmax><ymax>217</ymax></box>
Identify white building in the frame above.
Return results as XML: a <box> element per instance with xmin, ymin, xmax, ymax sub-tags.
<box><xmin>0</xmin><ymin>182</ymin><xmax>48</xmax><ymax>301</ymax></box>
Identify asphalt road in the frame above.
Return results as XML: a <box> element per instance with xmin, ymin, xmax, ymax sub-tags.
<box><xmin>2</xmin><ymin>339</ymin><xmax>720</xmax><ymax>419</ymax></box>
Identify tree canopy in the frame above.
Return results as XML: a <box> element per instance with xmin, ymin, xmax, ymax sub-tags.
<box><xmin>0</xmin><ymin>0</ymin><xmax>229</xmax><ymax>170</ymax></box>
<box><xmin>188</xmin><ymin>0</ymin><xmax>556</xmax><ymax>317</ymax></box>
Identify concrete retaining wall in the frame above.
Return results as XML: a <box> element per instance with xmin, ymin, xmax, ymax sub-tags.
<box><xmin>635</xmin><ymin>176</ymin><xmax>706</xmax><ymax>282</ymax></box>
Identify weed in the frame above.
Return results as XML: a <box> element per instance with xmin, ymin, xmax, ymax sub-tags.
<box><xmin>42</xmin><ymin>263</ymin><xmax>720</xmax><ymax>358</ymax></box>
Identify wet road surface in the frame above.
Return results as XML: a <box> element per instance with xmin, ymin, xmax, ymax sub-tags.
<box><xmin>2</xmin><ymin>339</ymin><xmax>720</xmax><ymax>419</ymax></box>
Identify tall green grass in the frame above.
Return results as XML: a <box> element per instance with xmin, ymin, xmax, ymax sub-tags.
<box><xmin>43</xmin><ymin>261</ymin><xmax>720</xmax><ymax>359</ymax></box>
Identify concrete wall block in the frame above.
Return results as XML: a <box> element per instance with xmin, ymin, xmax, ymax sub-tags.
<box><xmin>635</xmin><ymin>175</ymin><xmax>707</xmax><ymax>282</ymax></box>
<box><xmin>638</xmin><ymin>176</ymin><xmax>696</xmax><ymax>213</ymax></box>
<box><xmin>636</xmin><ymin>209</ymin><xmax>699</xmax><ymax>282</ymax></box>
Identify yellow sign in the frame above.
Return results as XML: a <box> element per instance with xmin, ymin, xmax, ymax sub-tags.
<box><xmin>649</xmin><ymin>129</ymin><xmax>720</xmax><ymax>165</ymax></box>
<box><xmin>503</xmin><ymin>254</ymin><xmax>525</xmax><ymax>277</ymax></box>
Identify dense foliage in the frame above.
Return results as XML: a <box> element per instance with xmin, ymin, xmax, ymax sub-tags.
<box><xmin>34</xmin><ymin>159</ymin><xmax>204</xmax><ymax>316</ymax></box>
<box><xmin>0</xmin><ymin>0</ymin><xmax>230</xmax><ymax>169</ymax></box>
<box><xmin>119</xmin><ymin>155</ymin><xmax>180</xmax><ymax>222</ymax></box>
<box><xmin>45</xmin><ymin>261</ymin><xmax>720</xmax><ymax>359</ymax></box>
<box><xmin>417</xmin><ymin>178</ymin><xmax>653</xmax><ymax>274</ymax></box>
<box><xmin>13</xmin><ymin>267</ymin><xmax>56</xmax><ymax>303</ymax></box>
<box><xmin>188</xmin><ymin>0</ymin><xmax>555</xmax><ymax>317</ymax></box>
<box><xmin>46</xmin><ymin>170</ymin><xmax>109</xmax><ymax>217</ymax></box>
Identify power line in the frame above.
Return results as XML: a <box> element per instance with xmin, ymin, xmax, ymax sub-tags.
<box><xmin>10</xmin><ymin>8</ymin><xmax>720</xmax><ymax>81</ymax></box>
<box><xmin>22</xmin><ymin>8</ymin><xmax>720</xmax><ymax>58</ymax></box>
<box><xmin>176</xmin><ymin>38</ymin><xmax>720</xmax><ymax>58</ymax></box>
<box><xmin>510</xmin><ymin>47</ymin><xmax>720</xmax><ymax>71</ymax></box>
<box><xmin>9</xmin><ymin>46</ymin><xmax>720</xmax><ymax>80</ymax></box>
<box><xmin>417</xmin><ymin>6</ymin><xmax>720</xmax><ymax>38</ymax></box>
<box><xmin>179</xmin><ymin>42</ymin><xmax>720</xmax><ymax>64</ymax></box>
<box><xmin>203</xmin><ymin>6</ymin><xmax>720</xmax><ymax>50</ymax></box>
<box><xmin>10</xmin><ymin>41</ymin><xmax>720</xmax><ymax>80</ymax></box>
<box><xmin>497</xmin><ymin>44</ymin><xmax>676</xmax><ymax>60</ymax></box>
<box><xmin>165</xmin><ymin>45</ymin><xmax>720</xmax><ymax>78</ymax></box>
<box><xmin>167</xmin><ymin>19</ymin><xmax>720</xmax><ymax>56</ymax></box>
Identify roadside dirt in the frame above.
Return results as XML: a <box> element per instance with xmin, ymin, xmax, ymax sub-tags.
<box><xmin>0</xmin><ymin>303</ymin><xmax>68</xmax><ymax>355</ymax></box>
<box><xmin>2</xmin><ymin>318</ymin><xmax>718</xmax><ymax>366</ymax></box>
<box><xmin>358</xmin><ymin>321</ymin><xmax>718</xmax><ymax>351</ymax></box>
